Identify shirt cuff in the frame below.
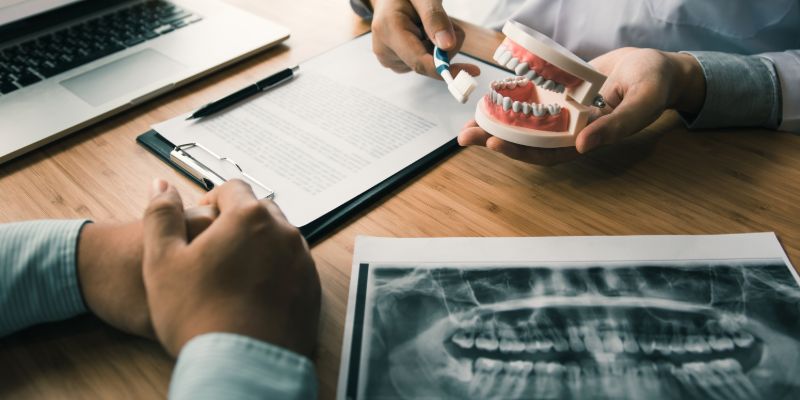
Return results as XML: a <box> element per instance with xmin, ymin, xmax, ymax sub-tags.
<box><xmin>171</xmin><ymin>333</ymin><xmax>318</xmax><ymax>400</ymax></box>
<box><xmin>350</xmin><ymin>0</ymin><xmax>373</xmax><ymax>19</ymax></box>
<box><xmin>759</xmin><ymin>51</ymin><xmax>800</xmax><ymax>133</ymax></box>
<box><xmin>681</xmin><ymin>51</ymin><xmax>781</xmax><ymax>130</ymax></box>
<box><xmin>0</xmin><ymin>219</ymin><xmax>89</xmax><ymax>337</ymax></box>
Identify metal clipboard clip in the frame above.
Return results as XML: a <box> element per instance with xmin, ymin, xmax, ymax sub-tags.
<box><xmin>169</xmin><ymin>142</ymin><xmax>275</xmax><ymax>199</ymax></box>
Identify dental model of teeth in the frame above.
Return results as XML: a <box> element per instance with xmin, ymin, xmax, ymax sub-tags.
<box><xmin>475</xmin><ymin>21</ymin><xmax>607</xmax><ymax>148</ymax></box>
<box><xmin>434</xmin><ymin>46</ymin><xmax>478</xmax><ymax>104</ymax></box>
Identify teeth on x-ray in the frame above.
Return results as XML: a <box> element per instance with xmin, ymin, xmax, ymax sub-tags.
<box><xmin>362</xmin><ymin>262</ymin><xmax>800</xmax><ymax>399</ymax></box>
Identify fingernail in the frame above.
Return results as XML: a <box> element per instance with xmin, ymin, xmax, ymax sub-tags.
<box><xmin>151</xmin><ymin>179</ymin><xmax>168</xmax><ymax>198</ymax></box>
<box><xmin>435</xmin><ymin>30</ymin><xmax>454</xmax><ymax>49</ymax></box>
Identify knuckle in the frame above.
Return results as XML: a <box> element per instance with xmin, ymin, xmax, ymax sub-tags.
<box><xmin>145</xmin><ymin>198</ymin><xmax>179</xmax><ymax>219</ymax></box>
<box><xmin>411</xmin><ymin>59</ymin><xmax>429</xmax><ymax>75</ymax></box>
<box><xmin>237</xmin><ymin>201</ymin><xmax>270</xmax><ymax>222</ymax></box>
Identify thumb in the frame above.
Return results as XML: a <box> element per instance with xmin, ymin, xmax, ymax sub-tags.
<box><xmin>410</xmin><ymin>0</ymin><xmax>455</xmax><ymax>49</ymax></box>
<box><xmin>143</xmin><ymin>179</ymin><xmax>187</xmax><ymax>264</ymax></box>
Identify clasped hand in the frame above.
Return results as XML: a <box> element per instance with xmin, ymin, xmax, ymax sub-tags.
<box><xmin>77</xmin><ymin>180</ymin><xmax>321</xmax><ymax>358</ymax></box>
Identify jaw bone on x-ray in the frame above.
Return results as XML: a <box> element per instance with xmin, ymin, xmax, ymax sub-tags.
<box><xmin>355</xmin><ymin>261</ymin><xmax>800</xmax><ymax>399</ymax></box>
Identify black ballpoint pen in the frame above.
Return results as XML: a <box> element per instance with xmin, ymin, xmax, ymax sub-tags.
<box><xmin>186</xmin><ymin>65</ymin><xmax>299</xmax><ymax>120</ymax></box>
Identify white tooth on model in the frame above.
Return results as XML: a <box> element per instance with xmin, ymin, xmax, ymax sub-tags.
<box><xmin>515</xmin><ymin>62</ymin><xmax>529</xmax><ymax>75</ymax></box>
<box><xmin>506</xmin><ymin>57</ymin><xmax>519</xmax><ymax>70</ymax></box>
<box><xmin>495</xmin><ymin>93</ymin><xmax>503</xmax><ymax>105</ymax></box>
<box><xmin>732</xmin><ymin>331</ymin><xmax>754</xmax><ymax>348</ymax></box>
<box><xmin>502</xmin><ymin>97</ymin><xmax>512</xmax><ymax>111</ymax></box>
<box><xmin>512</xmin><ymin>101</ymin><xmax>521</xmax><ymax>113</ymax></box>
<box><xmin>493</xmin><ymin>46</ymin><xmax>507</xmax><ymax>63</ymax></box>
<box><xmin>533</xmin><ymin>76</ymin><xmax>545</xmax><ymax>85</ymax></box>
<box><xmin>547</xmin><ymin>104</ymin><xmax>562</xmax><ymax>115</ymax></box>
<box><xmin>522</xmin><ymin>102</ymin><xmax>531</xmax><ymax>115</ymax></box>
<box><xmin>507</xmin><ymin>81</ymin><xmax>518</xmax><ymax>89</ymax></box>
<box><xmin>524</xmin><ymin>70</ymin><xmax>537</xmax><ymax>81</ymax></box>
<box><xmin>490</xmin><ymin>90</ymin><xmax>497</xmax><ymax>103</ymax></box>
<box><xmin>532</xmin><ymin>104</ymin><xmax>546</xmax><ymax>117</ymax></box>
<box><xmin>498</xmin><ymin>51</ymin><xmax>512</xmax><ymax>65</ymax></box>
<box><xmin>543</xmin><ymin>80</ymin><xmax>556</xmax><ymax>91</ymax></box>
<box><xmin>555</xmin><ymin>83</ymin><xmax>565</xmax><ymax>93</ymax></box>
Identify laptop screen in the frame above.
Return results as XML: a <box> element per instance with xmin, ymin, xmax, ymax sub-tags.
<box><xmin>0</xmin><ymin>0</ymin><xmax>82</xmax><ymax>26</ymax></box>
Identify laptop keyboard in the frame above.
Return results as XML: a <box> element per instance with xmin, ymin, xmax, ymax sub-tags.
<box><xmin>0</xmin><ymin>0</ymin><xmax>202</xmax><ymax>95</ymax></box>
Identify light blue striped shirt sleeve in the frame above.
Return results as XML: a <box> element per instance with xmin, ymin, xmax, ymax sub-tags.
<box><xmin>0</xmin><ymin>219</ymin><xmax>89</xmax><ymax>337</ymax></box>
<box><xmin>171</xmin><ymin>333</ymin><xmax>318</xmax><ymax>399</ymax></box>
<box><xmin>0</xmin><ymin>220</ymin><xmax>317</xmax><ymax>399</ymax></box>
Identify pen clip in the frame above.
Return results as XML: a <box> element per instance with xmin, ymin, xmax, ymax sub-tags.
<box><xmin>170</xmin><ymin>142</ymin><xmax>275</xmax><ymax>199</ymax></box>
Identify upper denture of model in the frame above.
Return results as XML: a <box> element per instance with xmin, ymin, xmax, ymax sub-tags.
<box><xmin>494</xmin><ymin>38</ymin><xmax>583</xmax><ymax>93</ymax></box>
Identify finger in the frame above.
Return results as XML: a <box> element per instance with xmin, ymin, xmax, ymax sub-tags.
<box><xmin>409</xmin><ymin>0</ymin><xmax>455</xmax><ymax>49</ymax></box>
<box><xmin>259</xmin><ymin>198</ymin><xmax>290</xmax><ymax>225</ymax></box>
<box><xmin>457</xmin><ymin>126</ymin><xmax>491</xmax><ymax>147</ymax></box>
<box><xmin>451</xmin><ymin>63</ymin><xmax>481</xmax><ymax>77</ymax></box>
<box><xmin>373</xmin><ymin>39</ymin><xmax>411</xmax><ymax>72</ymax></box>
<box><xmin>576</xmin><ymin>84</ymin><xmax>666</xmax><ymax>153</ymax></box>
<box><xmin>184</xmin><ymin>205</ymin><xmax>218</xmax><ymax>239</ymax></box>
<box><xmin>486</xmin><ymin>137</ymin><xmax>579</xmax><ymax>166</ymax></box>
<box><xmin>200</xmin><ymin>179</ymin><xmax>257</xmax><ymax>212</ymax></box>
<box><xmin>388</xmin><ymin>26</ymin><xmax>440</xmax><ymax>78</ymax></box>
<box><xmin>143</xmin><ymin>179</ymin><xmax>187</xmax><ymax>261</ymax></box>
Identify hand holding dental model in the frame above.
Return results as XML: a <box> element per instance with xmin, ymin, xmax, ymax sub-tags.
<box><xmin>460</xmin><ymin>22</ymin><xmax>707</xmax><ymax>165</ymax></box>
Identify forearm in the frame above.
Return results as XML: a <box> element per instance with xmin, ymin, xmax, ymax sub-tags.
<box><xmin>0</xmin><ymin>220</ymin><xmax>89</xmax><ymax>337</ymax></box>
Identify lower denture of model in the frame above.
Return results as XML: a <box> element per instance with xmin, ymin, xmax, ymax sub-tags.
<box><xmin>484</xmin><ymin>76</ymin><xmax>569</xmax><ymax>132</ymax></box>
<box><xmin>494</xmin><ymin>38</ymin><xmax>583</xmax><ymax>93</ymax></box>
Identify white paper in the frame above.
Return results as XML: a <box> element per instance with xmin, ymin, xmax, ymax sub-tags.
<box><xmin>339</xmin><ymin>233</ymin><xmax>800</xmax><ymax>399</ymax></box>
<box><xmin>153</xmin><ymin>34</ymin><xmax>507</xmax><ymax>227</ymax></box>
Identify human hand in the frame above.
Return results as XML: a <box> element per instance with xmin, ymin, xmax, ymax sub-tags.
<box><xmin>142</xmin><ymin>179</ymin><xmax>321</xmax><ymax>358</ymax></box>
<box><xmin>77</xmin><ymin>206</ymin><xmax>217</xmax><ymax>338</ymax></box>
<box><xmin>458</xmin><ymin>48</ymin><xmax>706</xmax><ymax>164</ymax></box>
<box><xmin>370</xmin><ymin>0</ymin><xmax>480</xmax><ymax>78</ymax></box>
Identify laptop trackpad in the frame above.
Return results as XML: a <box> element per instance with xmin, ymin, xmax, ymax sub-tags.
<box><xmin>61</xmin><ymin>49</ymin><xmax>186</xmax><ymax>107</ymax></box>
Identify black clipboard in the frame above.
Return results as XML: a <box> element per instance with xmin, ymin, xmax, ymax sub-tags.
<box><xmin>136</xmin><ymin>130</ymin><xmax>458</xmax><ymax>245</ymax></box>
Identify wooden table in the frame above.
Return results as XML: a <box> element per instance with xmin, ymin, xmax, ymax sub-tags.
<box><xmin>1</xmin><ymin>1</ymin><xmax>799</xmax><ymax>398</ymax></box>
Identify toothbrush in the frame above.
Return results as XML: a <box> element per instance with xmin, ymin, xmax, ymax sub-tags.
<box><xmin>433</xmin><ymin>46</ymin><xmax>477</xmax><ymax>104</ymax></box>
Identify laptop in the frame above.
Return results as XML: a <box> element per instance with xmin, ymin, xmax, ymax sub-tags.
<box><xmin>0</xmin><ymin>0</ymin><xmax>289</xmax><ymax>164</ymax></box>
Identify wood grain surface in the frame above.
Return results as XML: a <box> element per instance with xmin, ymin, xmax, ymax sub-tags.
<box><xmin>1</xmin><ymin>1</ymin><xmax>799</xmax><ymax>399</ymax></box>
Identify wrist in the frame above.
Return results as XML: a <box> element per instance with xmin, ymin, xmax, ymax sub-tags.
<box><xmin>666</xmin><ymin>52</ymin><xmax>706</xmax><ymax>115</ymax></box>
